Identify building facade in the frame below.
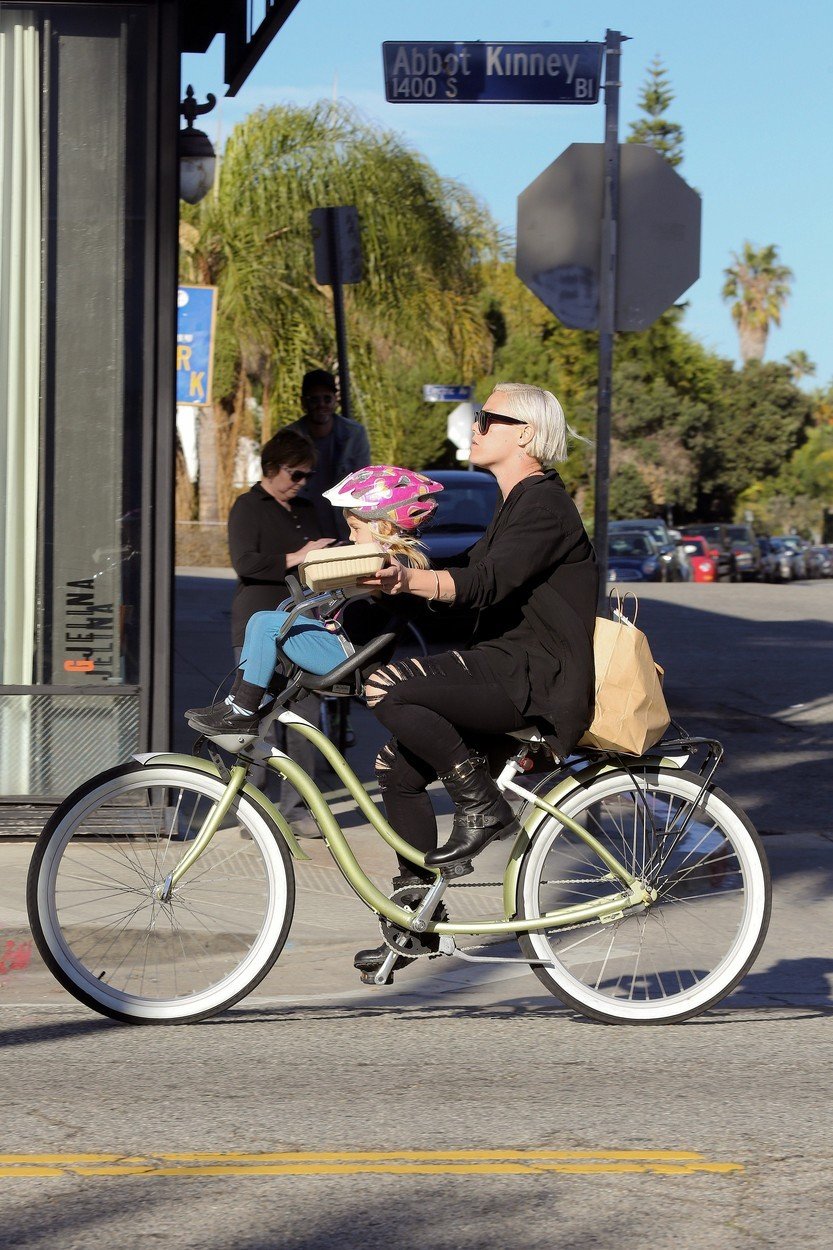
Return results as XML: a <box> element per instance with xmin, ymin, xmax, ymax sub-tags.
<box><xmin>0</xmin><ymin>0</ymin><xmax>295</xmax><ymax>807</ymax></box>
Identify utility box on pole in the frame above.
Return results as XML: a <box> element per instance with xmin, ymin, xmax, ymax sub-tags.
<box><xmin>310</xmin><ymin>206</ymin><xmax>363</xmax><ymax>420</ymax></box>
<box><xmin>310</xmin><ymin>205</ymin><xmax>363</xmax><ymax>286</ymax></box>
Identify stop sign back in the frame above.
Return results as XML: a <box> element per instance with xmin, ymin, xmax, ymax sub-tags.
<box><xmin>516</xmin><ymin>142</ymin><xmax>701</xmax><ymax>331</ymax></box>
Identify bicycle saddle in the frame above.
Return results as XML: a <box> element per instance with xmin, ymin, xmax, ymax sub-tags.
<box><xmin>508</xmin><ymin>726</ymin><xmax>546</xmax><ymax>743</ymax></box>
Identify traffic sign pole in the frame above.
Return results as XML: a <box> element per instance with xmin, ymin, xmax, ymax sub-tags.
<box><xmin>326</xmin><ymin>209</ymin><xmax>353</xmax><ymax>421</ymax></box>
<box><xmin>593</xmin><ymin>29</ymin><xmax>624</xmax><ymax>603</ymax></box>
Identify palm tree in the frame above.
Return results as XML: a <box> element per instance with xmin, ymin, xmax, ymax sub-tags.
<box><xmin>722</xmin><ymin>243</ymin><xmax>793</xmax><ymax>364</ymax></box>
<box><xmin>785</xmin><ymin>350</ymin><xmax>816</xmax><ymax>383</ymax></box>
<box><xmin>181</xmin><ymin>101</ymin><xmax>498</xmax><ymax>517</ymax></box>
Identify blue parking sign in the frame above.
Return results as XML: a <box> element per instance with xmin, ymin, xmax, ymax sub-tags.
<box><xmin>177</xmin><ymin>285</ymin><xmax>217</xmax><ymax>405</ymax></box>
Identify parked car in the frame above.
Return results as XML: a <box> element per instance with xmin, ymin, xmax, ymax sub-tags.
<box><xmin>804</xmin><ymin>545</ymin><xmax>829</xmax><ymax>579</ymax></box>
<box><xmin>776</xmin><ymin>535</ymin><xmax>808</xmax><ymax>580</ymax></box>
<box><xmin>606</xmin><ymin>533</ymin><xmax>663</xmax><ymax>583</ymax></box>
<box><xmin>609</xmin><ymin>519</ymin><xmax>685</xmax><ymax>581</ymax></box>
<box><xmin>679</xmin><ymin>524</ymin><xmax>739</xmax><ymax>582</ymax></box>
<box><xmin>680</xmin><ymin>535</ymin><xmax>717</xmax><ymax>582</ymax></box>
<box><xmin>758</xmin><ymin>536</ymin><xmax>793</xmax><ymax>583</ymax></box>
<box><xmin>419</xmin><ymin>469</ymin><xmax>499</xmax><ymax>561</ymax></box>
<box><xmin>810</xmin><ymin>546</ymin><xmax>833</xmax><ymax>578</ymax></box>
<box><xmin>726</xmin><ymin>524</ymin><xmax>763</xmax><ymax>581</ymax></box>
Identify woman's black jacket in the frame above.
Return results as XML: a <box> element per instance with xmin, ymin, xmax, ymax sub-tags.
<box><xmin>447</xmin><ymin>470</ymin><xmax>598</xmax><ymax>760</ymax></box>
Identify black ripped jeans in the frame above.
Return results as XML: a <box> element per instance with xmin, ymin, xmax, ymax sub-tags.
<box><xmin>366</xmin><ymin>649</ymin><xmax>529</xmax><ymax>866</ymax></box>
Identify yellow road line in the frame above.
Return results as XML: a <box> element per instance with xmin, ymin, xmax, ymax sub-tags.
<box><xmin>0</xmin><ymin>1149</ymin><xmax>744</xmax><ymax>1178</ymax></box>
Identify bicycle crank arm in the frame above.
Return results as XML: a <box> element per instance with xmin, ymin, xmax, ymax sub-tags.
<box><xmin>371</xmin><ymin>948</ymin><xmax>401</xmax><ymax>985</ymax></box>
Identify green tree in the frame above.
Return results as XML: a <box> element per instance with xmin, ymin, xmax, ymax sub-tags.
<box><xmin>609</xmin><ymin>464</ymin><xmax>653</xmax><ymax>519</ymax></box>
<box><xmin>722</xmin><ymin>242</ymin><xmax>793</xmax><ymax>364</ymax></box>
<box><xmin>703</xmin><ymin>361</ymin><xmax>813</xmax><ymax>514</ymax></box>
<box><xmin>180</xmin><ymin>102</ymin><xmax>498</xmax><ymax>515</ymax></box>
<box><xmin>626</xmin><ymin>56</ymin><xmax>684</xmax><ymax>167</ymax></box>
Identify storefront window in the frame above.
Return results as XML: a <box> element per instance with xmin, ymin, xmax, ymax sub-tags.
<box><xmin>0</xmin><ymin>5</ymin><xmax>150</xmax><ymax>796</ymax></box>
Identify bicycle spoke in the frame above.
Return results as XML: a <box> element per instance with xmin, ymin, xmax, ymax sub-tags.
<box><xmin>32</xmin><ymin>767</ymin><xmax>293</xmax><ymax>1018</ymax></box>
<box><xmin>521</xmin><ymin>768</ymin><xmax>768</xmax><ymax>1022</ymax></box>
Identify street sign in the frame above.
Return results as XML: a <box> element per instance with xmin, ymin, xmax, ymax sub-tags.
<box><xmin>176</xmin><ymin>285</ymin><xmax>217</xmax><ymax>405</ymax></box>
<box><xmin>310</xmin><ymin>206</ymin><xmax>363</xmax><ymax>285</ymax></box>
<box><xmin>446</xmin><ymin>402</ymin><xmax>474</xmax><ymax>457</ymax></box>
<box><xmin>383</xmin><ymin>42</ymin><xmax>603</xmax><ymax>105</ymax></box>
<box><xmin>516</xmin><ymin>143</ymin><xmax>701</xmax><ymax>331</ymax></box>
<box><xmin>423</xmin><ymin>384</ymin><xmax>473</xmax><ymax>403</ymax></box>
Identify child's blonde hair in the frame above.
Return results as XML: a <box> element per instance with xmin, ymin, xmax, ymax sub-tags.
<box><xmin>346</xmin><ymin>512</ymin><xmax>430</xmax><ymax>569</ymax></box>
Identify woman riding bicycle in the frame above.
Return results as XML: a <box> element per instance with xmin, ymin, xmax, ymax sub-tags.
<box><xmin>351</xmin><ymin>382</ymin><xmax>598</xmax><ymax>979</ymax></box>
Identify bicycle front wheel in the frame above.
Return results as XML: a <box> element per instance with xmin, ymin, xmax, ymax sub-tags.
<box><xmin>517</xmin><ymin>767</ymin><xmax>770</xmax><ymax>1024</ymax></box>
<box><xmin>27</xmin><ymin>763</ymin><xmax>295</xmax><ymax>1024</ymax></box>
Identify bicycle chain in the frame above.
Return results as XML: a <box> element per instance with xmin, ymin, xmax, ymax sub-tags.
<box><xmin>380</xmin><ymin>879</ymin><xmax>612</xmax><ymax>960</ymax></box>
<box><xmin>451</xmin><ymin>879</ymin><xmax>605</xmax><ymax>887</ymax></box>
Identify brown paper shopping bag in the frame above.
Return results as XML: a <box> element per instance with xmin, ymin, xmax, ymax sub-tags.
<box><xmin>578</xmin><ymin>594</ymin><xmax>670</xmax><ymax>755</ymax></box>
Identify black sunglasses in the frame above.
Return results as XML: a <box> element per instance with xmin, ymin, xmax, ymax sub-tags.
<box><xmin>474</xmin><ymin>408</ymin><xmax>527</xmax><ymax>435</ymax></box>
<box><xmin>284</xmin><ymin>466</ymin><xmax>314</xmax><ymax>483</ymax></box>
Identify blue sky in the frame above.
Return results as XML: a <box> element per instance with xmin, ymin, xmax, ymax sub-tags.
<box><xmin>182</xmin><ymin>0</ymin><xmax>831</xmax><ymax>386</ymax></box>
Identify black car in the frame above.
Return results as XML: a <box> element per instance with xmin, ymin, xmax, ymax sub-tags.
<box><xmin>419</xmin><ymin>469</ymin><xmax>499</xmax><ymax>562</ymax></box>
<box><xmin>609</xmin><ymin>519</ymin><xmax>685</xmax><ymax>581</ymax></box>
<box><xmin>606</xmin><ymin>533</ymin><xmax>663</xmax><ymax>583</ymax></box>
<box><xmin>679</xmin><ymin>524</ymin><xmax>739</xmax><ymax>582</ymax></box>
<box><xmin>726</xmin><ymin>524</ymin><xmax>763</xmax><ymax>581</ymax></box>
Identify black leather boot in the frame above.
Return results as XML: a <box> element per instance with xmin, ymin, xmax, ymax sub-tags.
<box><xmin>354</xmin><ymin>873</ymin><xmax>448</xmax><ymax>984</ymax></box>
<box><xmin>424</xmin><ymin>756</ymin><xmax>520</xmax><ymax>869</ymax></box>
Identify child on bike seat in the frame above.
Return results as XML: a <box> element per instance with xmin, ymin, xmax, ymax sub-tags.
<box><xmin>186</xmin><ymin>466</ymin><xmax>443</xmax><ymax>735</ymax></box>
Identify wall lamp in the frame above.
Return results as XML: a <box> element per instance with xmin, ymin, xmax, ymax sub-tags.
<box><xmin>179</xmin><ymin>85</ymin><xmax>217</xmax><ymax>204</ymax></box>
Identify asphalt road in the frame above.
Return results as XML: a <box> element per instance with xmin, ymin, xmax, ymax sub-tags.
<box><xmin>1</xmin><ymin>580</ymin><xmax>832</xmax><ymax>1248</ymax></box>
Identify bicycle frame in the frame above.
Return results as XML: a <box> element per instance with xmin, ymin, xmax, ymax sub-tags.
<box><xmin>138</xmin><ymin>710</ymin><xmax>671</xmax><ymax>938</ymax></box>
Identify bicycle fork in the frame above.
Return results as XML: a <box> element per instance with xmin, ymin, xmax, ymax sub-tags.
<box><xmin>155</xmin><ymin>763</ymin><xmax>248</xmax><ymax>903</ymax></box>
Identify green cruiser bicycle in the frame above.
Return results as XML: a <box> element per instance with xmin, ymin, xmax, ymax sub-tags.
<box><xmin>27</xmin><ymin>581</ymin><xmax>771</xmax><ymax>1027</ymax></box>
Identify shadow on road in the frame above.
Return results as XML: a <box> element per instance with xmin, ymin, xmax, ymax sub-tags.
<box><xmin>634</xmin><ymin>592</ymin><xmax>833</xmax><ymax>839</ymax></box>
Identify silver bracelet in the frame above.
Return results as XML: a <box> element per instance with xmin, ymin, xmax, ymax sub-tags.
<box><xmin>427</xmin><ymin>569</ymin><xmax>441</xmax><ymax>611</ymax></box>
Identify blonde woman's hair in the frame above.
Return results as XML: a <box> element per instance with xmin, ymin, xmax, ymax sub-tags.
<box><xmin>493</xmin><ymin>382</ymin><xmax>589</xmax><ymax>464</ymax></box>
<box><xmin>346</xmin><ymin>513</ymin><xmax>430</xmax><ymax>569</ymax></box>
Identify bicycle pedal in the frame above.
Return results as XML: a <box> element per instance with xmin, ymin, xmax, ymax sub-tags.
<box><xmin>440</xmin><ymin>860</ymin><xmax>473</xmax><ymax>880</ymax></box>
<box><xmin>359</xmin><ymin>970</ymin><xmax>392</xmax><ymax>987</ymax></box>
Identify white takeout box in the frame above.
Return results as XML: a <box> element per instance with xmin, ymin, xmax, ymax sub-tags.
<box><xmin>300</xmin><ymin>543</ymin><xmax>388</xmax><ymax>591</ymax></box>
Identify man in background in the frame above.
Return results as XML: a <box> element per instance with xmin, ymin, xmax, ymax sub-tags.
<box><xmin>287</xmin><ymin>369</ymin><xmax>371</xmax><ymax>539</ymax></box>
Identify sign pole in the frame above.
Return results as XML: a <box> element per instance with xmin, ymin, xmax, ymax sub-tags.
<box><xmin>593</xmin><ymin>29</ymin><xmax>623</xmax><ymax>604</ymax></box>
<box><xmin>326</xmin><ymin>207</ymin><xmax>353</xmax><ymax>421</ymax></box>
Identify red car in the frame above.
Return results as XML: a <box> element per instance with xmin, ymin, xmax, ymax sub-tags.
<box><xmin>682</xmin><ymin>535</ymin><xmax>718</xmax><ymax>582</ymax></box>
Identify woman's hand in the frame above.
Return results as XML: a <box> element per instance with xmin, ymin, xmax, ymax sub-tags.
<box><xmin>359</xmin><ymin>564</ymin><xmax>455</xmax><ymax>603</ymax></box>
<box><xmin>286</xmin><ymin>538</ymin><xmax>336</xmax><ymax>570</ymax></box>
<box><xmin>361</xmin><ymin>562</ymin><xmax>413</xmax><ymax>595</ymax></box>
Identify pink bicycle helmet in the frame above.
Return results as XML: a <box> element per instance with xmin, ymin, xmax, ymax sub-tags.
<box><xmin>323</xmin><ymin>465</ymin><xmax>443</xmax><ymax>531</ymax></box>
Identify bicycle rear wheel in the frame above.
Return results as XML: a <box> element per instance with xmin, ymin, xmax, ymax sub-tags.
<box><xmin>516</xmin><ymin>767</ymin><xmax>770</xmax><ymax>1024</ymax></box>
<box><xmin>27</xmin><ymin>762</ymin><xmax>295</xmax><ymax>1024</ymax></box>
